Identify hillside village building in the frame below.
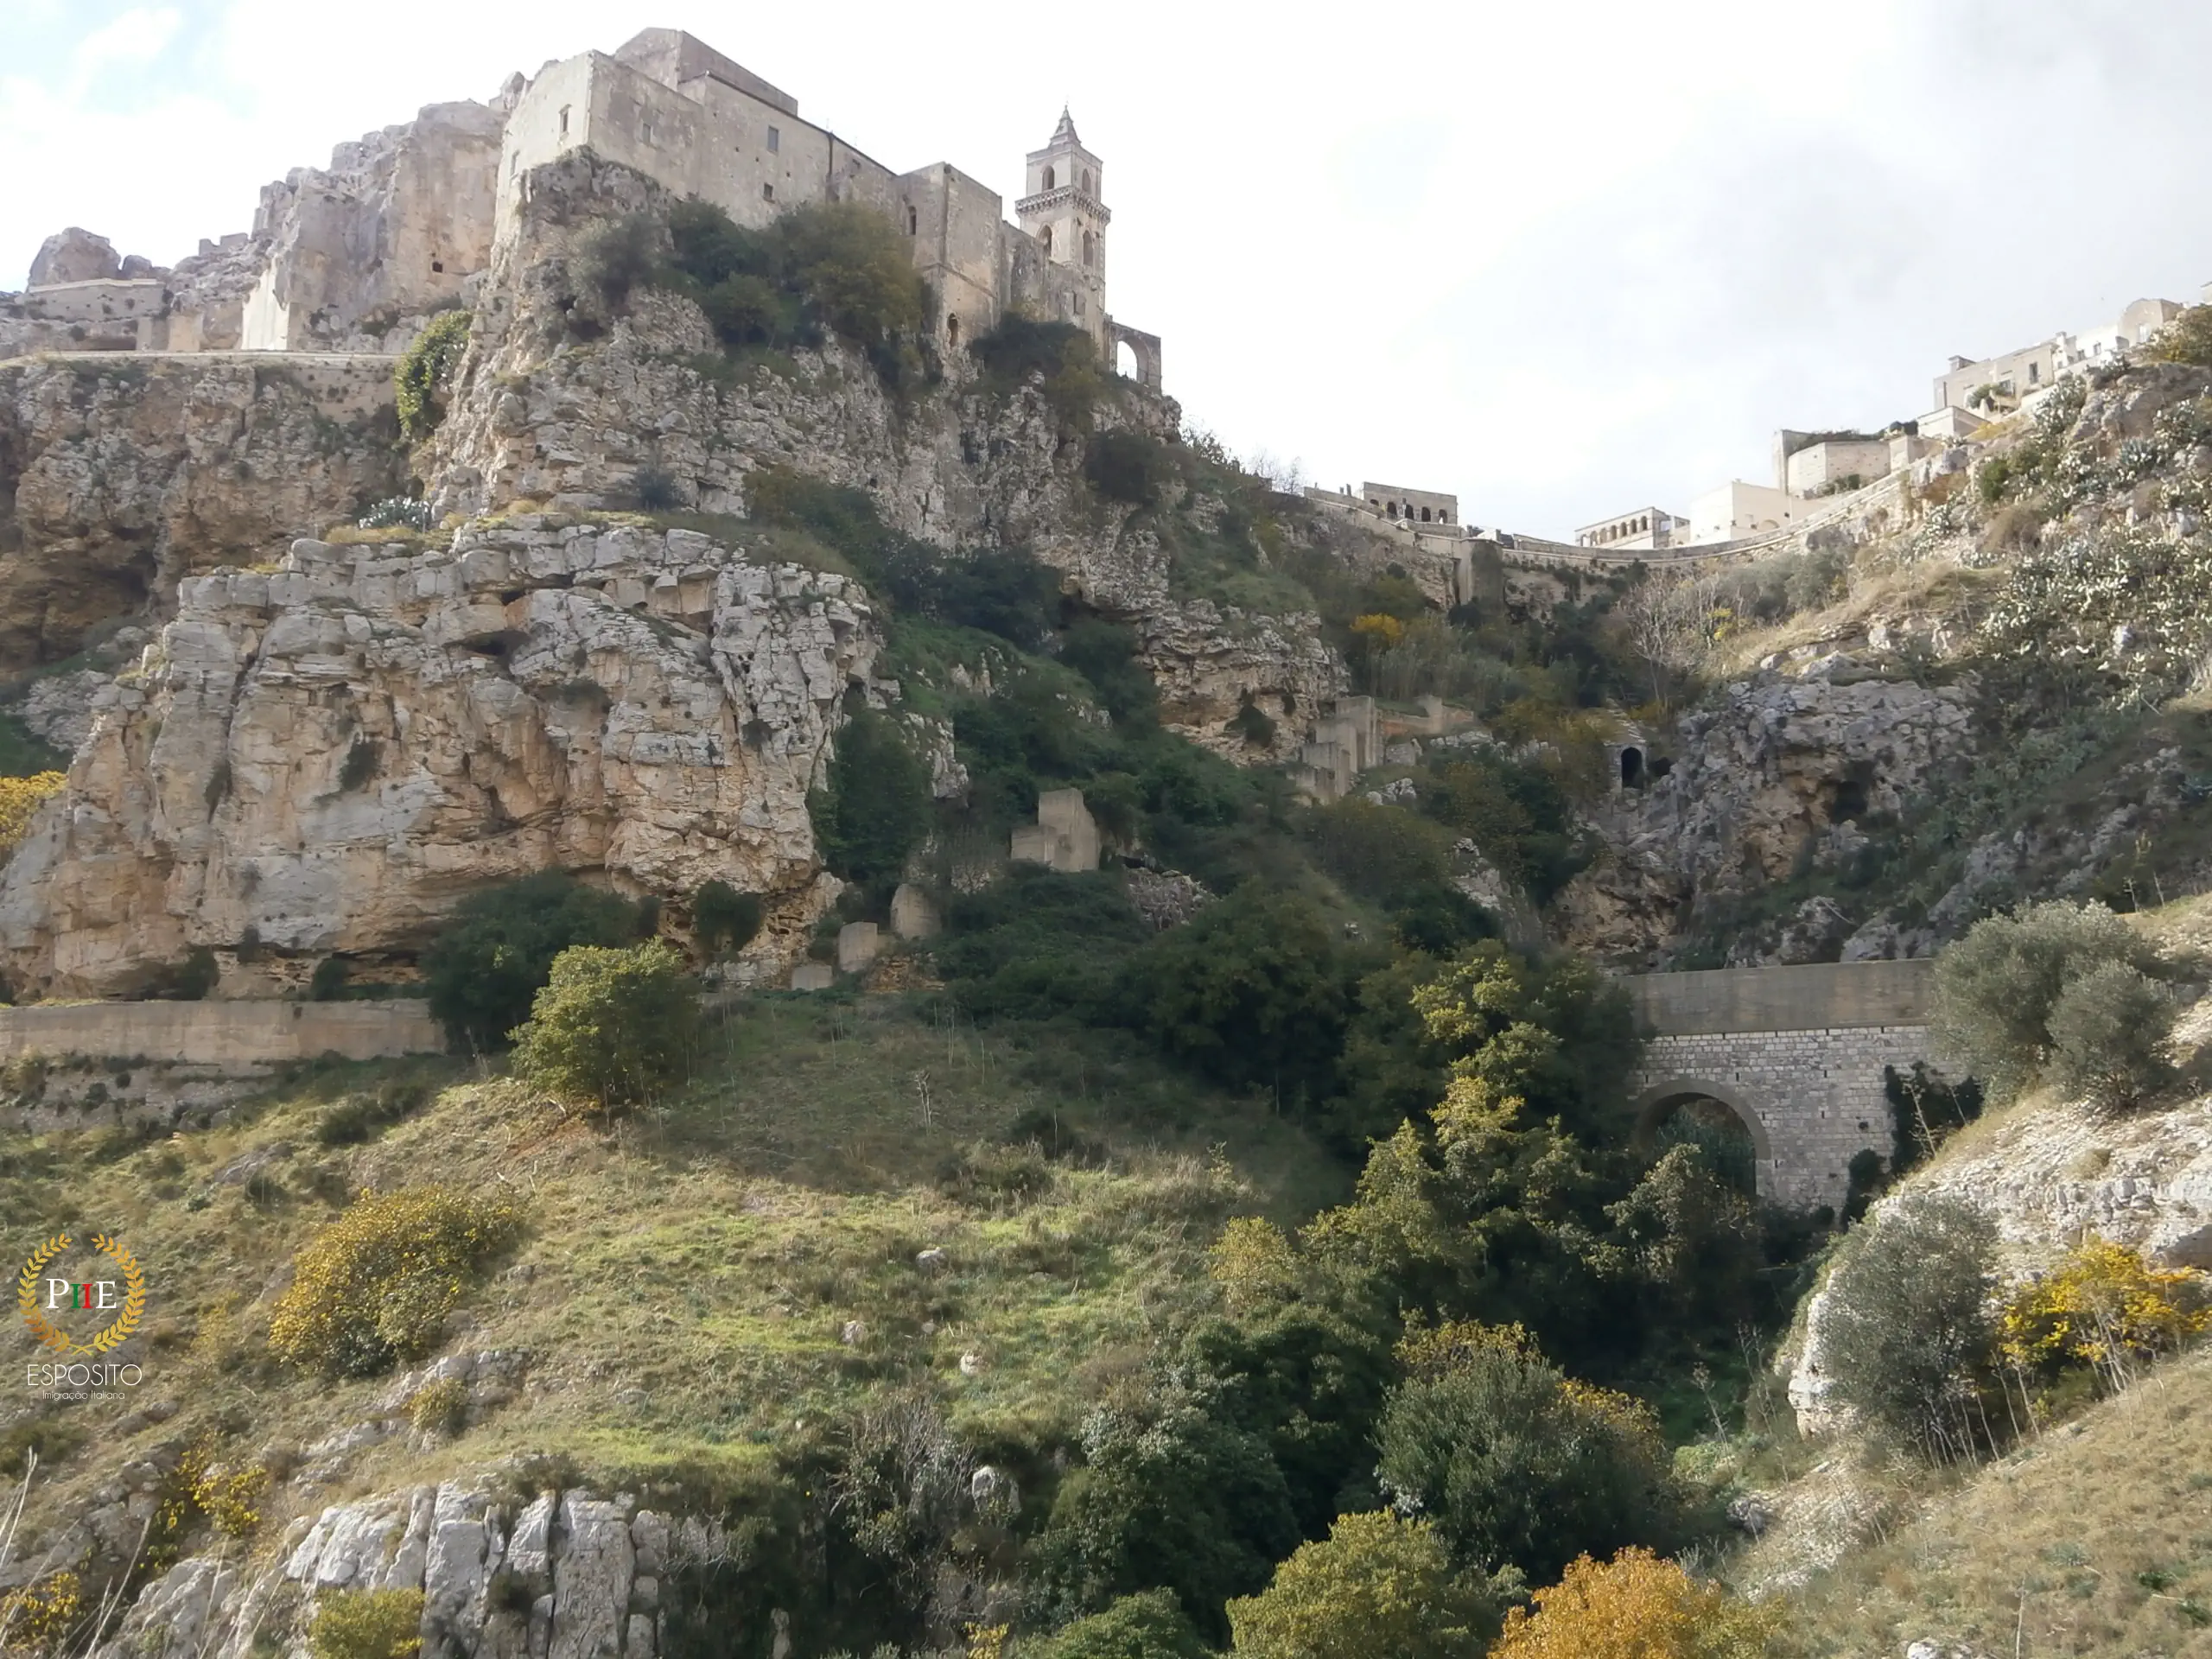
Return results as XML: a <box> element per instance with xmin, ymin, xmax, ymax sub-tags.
<box><xmin>1574</xmin><ymin>508</ymin><xmax>1688</xmax><ymax>551</ymax></box>
<box><xmin>3</xmin><ymin>29</ymin><xmax>1164</xmax><ymax>387</ymax></box>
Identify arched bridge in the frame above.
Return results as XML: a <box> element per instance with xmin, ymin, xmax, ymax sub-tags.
<box><xmin>1624</xmin><ymin>959</ymin><xmax>1936</xmax><ymax>1210</ymax></box>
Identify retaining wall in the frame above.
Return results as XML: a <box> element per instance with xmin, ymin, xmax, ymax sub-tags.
<box><xmin>0</xmin><ymin>1000</ymin><xmax>445</xmax><ymax>1065</ymax></box>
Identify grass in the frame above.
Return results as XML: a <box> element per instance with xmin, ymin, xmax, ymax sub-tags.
<box><xmin>1780</xmin><ymin>1344</ymin><xmax>2212</xmax><ymax>1656</ymax></box>
<box><xmin>0</xmin><ymin>995</ymin><xmax>1343</xmax><ymax>1554</ymax></box>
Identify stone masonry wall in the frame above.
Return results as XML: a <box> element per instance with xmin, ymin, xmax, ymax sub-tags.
<box><xmin>1635</xmin><ymin>1023</ymin><xmax>1931</xmax><ymax>1209</ymax></box>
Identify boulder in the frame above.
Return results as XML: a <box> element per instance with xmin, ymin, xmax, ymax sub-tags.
<box><xmin>28</xmin><ymin>226</ymin><xmax>120</xmax><ymax>287</ymax></box>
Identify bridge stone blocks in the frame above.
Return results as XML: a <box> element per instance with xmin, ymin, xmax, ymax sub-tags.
<box><xmin>1625</xmin><ymin>960</ymin><xmax>1938</xmax><ymax>1211</ymax></box>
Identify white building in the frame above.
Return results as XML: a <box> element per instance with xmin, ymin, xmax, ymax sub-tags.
<box><xmin>1688</xmin><ymin>480</ymin><xmax>1805</xmax><ymax>546</ymax></box>
<box><xmin>1573</xmin><ymin>506</ymin><xmax>1688</xmax><ymax>550</ymax></box>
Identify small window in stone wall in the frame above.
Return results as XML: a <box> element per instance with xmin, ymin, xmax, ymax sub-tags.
<box><xmin>558</xmin><ymin>106</ymin><xmax>570</xmax><ymax>137</ymax></box>
<box><xmin>763</xmin><ymin>183</ymin><xmax>775</xmax><ymax>202</ymax></box>
<box><xmin>907</xmin><ymin>204</ymin><xmax>918</xmax><ymax>234</ymax></box>
<box><xmin>1083</xmin><ymin>230</ymin><xmax>1096</xmax><ymax>267</ymax></box>
<box><xmin>1073</xmin><ymin>292</ymin><xmax>1085</xmax><ymax>317</ymax></box>
<box><xmin>1043</xmin><ymin>165</ymin><xmax>1056</xmax><ymax>188</ymax></box>
<box><xmin>1082</xmin><ymin>168</ymin><xmax>1093</xmax><ymax>193</ymax></box>
<box><xmin>767</xmin><ymin>126</ymin><xmax>780</xmax><ymax>153</ymax></box>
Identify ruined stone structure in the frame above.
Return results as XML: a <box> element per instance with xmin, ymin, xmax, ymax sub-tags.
<box><xmin>6</xmin><ymin>29</ymin><xmax>1161</xmax><ymax>385</ymax></box>
<box><xmin>1011</xmin><ymin>788</ymin><xmax>1101</xmax><ymax>873</ymax></box>
<box><xmin>1626</xmin><ymin>959</ymin><xmax>1936</xmax><ymax>1209</ymax></box>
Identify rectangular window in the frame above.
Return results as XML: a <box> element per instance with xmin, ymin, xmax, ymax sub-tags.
<box><xmin>558</xmin><ymin>106</ymin><xmax>569</xmax><ymax>137</ymax></box>
<box><xmin>763</xmin><ymin>183</ymin><xmax>775</xmax><ymax>202</ymax></box>
<box><xmin>1073</xmin><ymin>292</ymin><xmax>1086</xmax><ymax>317</ymax></box>
<box><xmin>767</xmin><ymin>125</ymin><xmax>780</xmax><ymax>153</ymax></box>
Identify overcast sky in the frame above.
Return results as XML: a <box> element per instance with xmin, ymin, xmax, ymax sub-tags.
<box><xmin>4</xmin><ymin>0</ymin><xmax>2209</xmax><ymax>538</ymax></box>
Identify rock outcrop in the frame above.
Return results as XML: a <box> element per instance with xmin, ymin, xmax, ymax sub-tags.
<box><xmin>1554</xmin><ymin>660</ymin><xmax>1978</xmax><ymax>965</ymax></box>
<box><xmin>96</xmin><ymin>1478</ymin><xmax>701</xmax><ymax>1659</ymax></box>
<box><xmin>0</xmin><ymin>519</ymin><xmax>878</xmax><ymax>997</ymax></box>
<box><xmin>0</xmin><ymin>353</ymin><xmax>403</xmax><ymax>671</ymax></box>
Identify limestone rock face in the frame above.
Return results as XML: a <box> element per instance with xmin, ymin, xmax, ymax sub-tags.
<box><xmin>423</xmin><ymin>151</ymin><xmax>1340</xmax><ymax>757</ymax></box>
<box><xmin>0</xmin><ymin>353</ymin><xmax>403</xmax><ymax>671</ymax></box>
<box><xmin>1554</xmin><ymin>664</ymin><xmax>1977</xmax><ymax>965</ymax></box>
<box><xmin>0</xmin><ymin>520</ymin><xmax>880</xmax><ymax>997</ymax></box>
<box><xmin>97</xmin><ymin>1480</ymin><xmax>684</xmax><ymax>1659</ymax></box>
<box><xmin>28</xmin><ymin>227</ymin><xmax>122</xmax><ymax>287</ymax></box>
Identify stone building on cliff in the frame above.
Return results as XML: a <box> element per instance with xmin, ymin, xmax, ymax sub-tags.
<box><xmin>3</xmin><ymin>27</ymin><xmax>1165</xmax><ymax>386</ymax></box>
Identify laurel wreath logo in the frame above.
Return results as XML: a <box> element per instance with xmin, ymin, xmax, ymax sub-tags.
<box><xmin>16</xmin><ymin>1231</ymin><xmax>146</xmax><ymax>1358</ymax></box>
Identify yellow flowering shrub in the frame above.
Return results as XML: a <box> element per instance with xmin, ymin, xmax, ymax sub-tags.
<box><xmin>308</xmin><ymin>1587</ymin><xmax>425</xmax><ymax>1659</ymax></box>
<box><xmin>1491</xmin><ymin>1548</ymin><xmax>1782</xmax><ymax>1659</ymax></box>
<box><xmin>0</xmin><ymin>1571</ymin><xmax>84</xmax><ymax>1656</ymax></box>
<box><xmin>1998</xmin><ymin>1236</ymin><xmax>2209</xmax><ymax>1386</ymax></box>
<box><xmin>269</xmin><ymin>1186</ymin><xmax>521</xmax><ymax>1377</ymax></box>
<box><xmin>0</xmin><ymin>771</ymin><xmax>65</xmax><ymax>861</ymax></box>
<box><xmin>1208</xmin><ymin>1215</ymin><xmax>1300</xmax><ymax>1313</ymax></box>
<box><xmin>158</xmin><ymin>1433</ymin><xmax>267</xmax><ymax>1540</ymax></box>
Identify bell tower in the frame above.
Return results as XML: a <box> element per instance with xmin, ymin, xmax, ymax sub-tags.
<box><xmin>1015</xmin><ymin>109</ymin><xmax>1109</xmax><ymax>345</ymax></box>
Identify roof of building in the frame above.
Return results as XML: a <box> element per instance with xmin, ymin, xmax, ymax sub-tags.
<box><xmin>613</xmin><ymin>28</ymin><xmax>799</xmax><ymax>117</ymax></box>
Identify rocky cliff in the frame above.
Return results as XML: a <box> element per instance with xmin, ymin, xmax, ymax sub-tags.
<box><xmin>0</xmin><ymin>353</ymin><xmax>403</xmax><ymax>671</ymax></box>
<box><xmin>0</xmin><ymin>519</ymin><xmax>874</xmax><ymax>997</ymax></box>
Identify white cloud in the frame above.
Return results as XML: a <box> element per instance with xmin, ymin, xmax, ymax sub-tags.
<box><xmin>71</xmin><ymin>6</ymin><xmax>183</xmax><ymax>77</ymax></box>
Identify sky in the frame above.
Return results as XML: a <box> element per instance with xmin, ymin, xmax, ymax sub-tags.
<box><xmin>3</xmin><ymin>0</ymin><xmax>2210</xmax><ymax>539</ymax></box>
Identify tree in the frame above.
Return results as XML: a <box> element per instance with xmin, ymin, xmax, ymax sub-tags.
<box><xmin>1128</xmin><ymin>887</ymin><xmax>1365</xmax><ymax>1103</ymax></box>
<box><xmin>1932</xmin><ymin>899</ymin><xmax>2165</xmax><ymax>1101</ymax></box>
<box><xmin>1615</xmin><ymin>575</ymin><xmax>1707</xmax><ymax>706</ymax></box>
<box><xmin>1033</xmin><ymin>1381</ymin><xmax>1301</xmax><ymax>1643</ymax></box>
<box><xmin>1372</xmin><ymin>1324</ymin><xmax>1678</xmax><ymax>1582</ymax></box>
<box><xmin>692</xmin><ymin>880</ymin><xmax>764</xmax><ymax>957</ymax></box>
<box><xmin>511</xmin><ymin>942</ymin><xmax>701</xmax><ymax>1111</ymax></box>
<box><xmin>1491</xmin><ymin>1548</ymin><xmax>1782</xmax><ymax>1659</ymax></box>
<box><xmin>1027</xmin><ymin>1591</ymin><xmax>1212</xmax><ymax>1659</ymax></box>
<box><xmin>809</xmin><ymin>706</ymin><xmax>933</xmax><ymax>887</ymax></box>
<box><xmin>308</xmin><ymin>1587</ymin><xmax>428</xmax><ymax>1659</ymax></box>
<box><xmin>1819</xmin><ymin>1192</ymin><xmax>1999</xmax><ymax>1459</ymax></box>
<box><xmin>2045</xmin><ymin>959</ymin><xmax>2174</xmax><ymax>1108</ymax></box>
<box><xmin>1999</xmin><ymin>1236</ymin><xmax>2210</xmax><ymax>1396</ymax></box>
<box><xmin>422</xmin><ymin>873</ymin><xmax>648</xmax><ymax>1050</ymax></box>
<box><xmin>1226</xmin><ymin>1510</ymin><xmax>1507</xmax><ymax>1659</ymax></box>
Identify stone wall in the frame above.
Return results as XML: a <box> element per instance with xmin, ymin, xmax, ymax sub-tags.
<box><xmin>1626</xmin><ymin>960</ymin><xmax>1940</xmax><ymax>1208</ymax></box>
<box><xmin>0</xmin><ymin>998</ymin><xmax>441</xmax><ymax>1064</ymax></box>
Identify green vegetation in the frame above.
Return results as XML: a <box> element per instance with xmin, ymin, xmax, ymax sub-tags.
<box><xmin>809</xmin><ymin>704</ymin><xmax>936</xmax><ymax>889</ymax></box>
<box><xmin>1226</xmin><ymin>1510</ymin><xmax>1508</xmax><ymax>1658</ymax></box>
<box><xmin>693</xmin><ymin>879</ymin><xmax>764</xmax><ymax>957</ymax></box>
<box><xmin>267</xmin><ymin>1185</ymin><xmax>521</xmax><ymax>1377</ymax></box>
<box><xmin>512</xmin><ymin>941</ymin><xmax>702</xmax><ymax>1112</ymax></box>
<box><xmin>1028</xmin><ymin>1590</ymin><xmax>1211</xmax><ymax>1659</ymax></box>
<box><xmin>1933</xmin><ymin>900</ymin><xmax>2175</xmax><ymax>1103</ymax></box>
<box><xmin>308</xmin><ymin>1587</ymin><xmax>428</xmax><ymax>1659</ymax></box>
<box><xmin>393</xmin><ymin>309</ymin><xmax>471</xmax><ymax>443</ymax></box>
<box><xmin>1816</xmin><ymin>1192</ymin><xmax>1999</xmax><ymax>1460</ymax></box>
<box><xmin>422</xmin><ymin>873</ymin><xmax>654</xmax><ymax>1049</ymax></box>
<box><xmin>969</xmin><ymin>315</ymin><xmax>1107</xmax><ymax>429</ymax></box>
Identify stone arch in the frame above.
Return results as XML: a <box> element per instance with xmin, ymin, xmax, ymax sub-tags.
<box><xmin>1043</xmin><ymin>165</ymin><xmax>1056</xmax><ymax>189</ymax></box>
<box><xmin>1108</xmin><ymin>321</ymin><xmax>1162</xmax><ymax>390</ymax></box>
<box><xmin>1619</xmin><ymin>745</ymin><xmax>1644</xmax><ymax>788</ymax></box>
<box><xmin>1631</xmin><ymin>1077</ymin><xmax>1774</xmax><ymax>1183</ymax></box>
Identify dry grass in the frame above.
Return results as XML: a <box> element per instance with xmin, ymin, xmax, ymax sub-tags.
<box><xmin>1706</xmin><ymin>555</ymin><xmax>2002</xmax><ymax>679</ymax></box>
<box><xmin>0</xmin><ymin>997</ymin><xmax>1339</xmax><ymax>1557</ymax></box>
<box><xmin>1780</xmin><ymin>1344</ymin><xmax>2212</xmax><ymax>1656</ymax></box>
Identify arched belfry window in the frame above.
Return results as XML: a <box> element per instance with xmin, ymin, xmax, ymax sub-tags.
<box><xmin>1043</xmin><ymin>165</ymin><xmax>1056</xmax><ymax>189</ymax></box>
<box><xmin>1082</xmin><ymin>168</ymin><xmax>1094</xmax><ymax>193</ymax></box>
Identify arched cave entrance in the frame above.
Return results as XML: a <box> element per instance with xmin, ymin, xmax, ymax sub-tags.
<box><xmin>1633</xmin><ymin>1082</ymin><xmax>1769</xmax><ymax>1196</ymax></box>
<box><xmin>1619</xmin><ymin>746</ymin><xmax>1644</xmax><ymax>789</ymax></box>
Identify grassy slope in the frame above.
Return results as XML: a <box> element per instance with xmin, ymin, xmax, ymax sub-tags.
<box><xmin>1</xmin><ymin>995</ymin><xmax>1344</xmax><ymax>1549</ymax></box>
<box><xmin>1784</xmin><ymin>1344</ymin><xmax>2212</xmax><ymax>1657</ymax></box>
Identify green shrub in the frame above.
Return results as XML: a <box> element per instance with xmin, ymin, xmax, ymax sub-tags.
<box><xmin>1819</xmin><ymin>1192</ymin><xmax>1998</xmax><ymax>1459</ymax></box>
<box><xmin>938</xmin><ymin>869</ymin><xmax>1152</xmax><ymax>1022</ymax></box>
<box><xmin>1933</xmin><ymin>899</ymin><xmax>2164</xmax><ymax>1099</ymax></box>
<box><xmin>393</xmin><ymin>310</ymin><xmax>471</xmax><ymax>443</ymax></box>
<box><xmin>405</xmin><ymin>1376</ymin><xmax>469</xmax><ymax>1436</ymax></box>
<box><xmin>1087</xmin><ymin>429</ymin><xmax>1172</xmax><ymax>505</ymax></box>
<box><xmin>809</xmin><ymin>706</ymin><xmax>933</xmax><ymax>886</ymax></box>
<box><xmin>1033</xmin><ymin>1382</ymin><xmax>1301</xmax><ymax>1642</ymax></box>
<box><xmin>1028</xmin><ymin>1589</ymin><xmax>1211</xmax><ymax>1659</ymax></box>
<box><xmin>422</xmin><ymin>873</ymin><xmax>650</xmax><ymax>1050</ymax></box>
<box><xmin>634</xmin><ymin>465</ymin><xmax>682</xmax><ymax>512</ymax></box>
<box><xmin>2045</xmin><ymin>959</ymin><xmax>2174</xmax><ymax>1107</ymax></box>
<box><xmin>511</xmin><ymin>941</ymin><xmax>701</xmax><ymax>1111</ymax></box>
<box><xmin>579</xmin><ymin>213</ymin><xmax>662</xmax><ymax>307</ymax></box>
<box><xmin>1126</xmin><ymin>887</ymin><xmax>1368</xmax><ymax>1103</ymax></box>
<box><xmin>1226</xmin><ymin>1510</ymin><xmax>1509</xmax><ymax>1659</ymax></box>
<box><xmin>269</xmin><ymin>1186</ymin><xmax>519</xmax><ymax>1378</ymax></box>
<box><xmin>693</xmin><ymin>880</ymin><xmax>764</xmax><ymax>957</ymax></box>
<box><xmin>2149</xmin><ymin>304</ymin><xmax>2212</xmax><ymax>367</ymax></box>
<box><xmin>1373</xmin><ymin>1323</ymin><xmax>1679</xmax><ymax>1581</ymax></box>
<box><xmin>308</xmin><ymin>1587</ymin><xmax>427</xmax><ymax>1659</ymax></box>
<box><xmin>969</xmin><ymin>315</ymin><xmax>1104</xmax><ymax>428</ymax></box>
<box><xmin>1060</xmin><ymin>620</ymin><xmax>1160</xmax><ymax>727</ymax></box>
